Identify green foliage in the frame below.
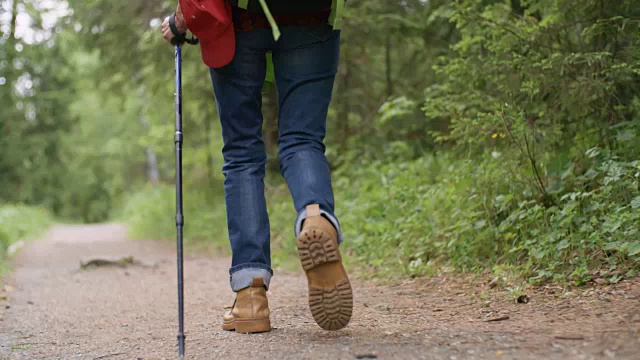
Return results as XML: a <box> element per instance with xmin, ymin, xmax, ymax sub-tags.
<box><xmin>118</xmin><ymin>185</ymin><xmax>175</xmax><ymax>241</ymax></box>
<box><xmin>0</xmin><ymin>204</ymin><xmax>52</xmax><ymax>269</ymax></box>
<box><xmin>0</xmin><ymin>1</ymin><xmax>75</xmax><ymax>212</ymax></box>
<box><xmin>424</xmin><ymin>0</ymin><xmax>640</xmax><ymax>160</ymax></box>
<box><xmin>122</xmin><ymin>144</ymin><xmax>640</xmax><ymax>284</ymax></box>
<box><xmin>332</xmin><ymin>149</ymin><xmax>640</xmax><ymax>284</ymax></box>
<box><xmin>119</xmin><ymin>184</ymin><xmax>229</xmax><ymax>252</ymax></box>
<box><xmin>119</xmin><ymin>180</ymin><xmax>300</xmax><ymax>269</ymax></box>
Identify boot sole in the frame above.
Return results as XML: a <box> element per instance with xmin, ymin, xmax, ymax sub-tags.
<box><xmin>222</xmin><ymin>318</ymin><xmax>271</xmax><ymax>333</ymax></box>
<box><xmin>298</xmin><ymin>225</ymin><xmax>353</xmax><ymax>331</ymax></box>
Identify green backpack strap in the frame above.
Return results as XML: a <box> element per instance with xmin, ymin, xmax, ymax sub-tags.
<box><xmin>262</xmin><ymin>52</ymin><xmax>275</xmax><ymax>91</ymax></box>
<box><xmin>258</xmin><ymin>0</ymin><xmax>281</xmax><ymax>40</ymax></box>
<box><xmin>238</xmin><ymin>0</ymin><xmax>281</xmax><ymax>41</ymax></box>
<box><xmin>329</xmin><ymin>0</ymin><xmax>345</xmax><ymax>29</ymax></box>
<box><xmin>265</xmin><ymin>53</ymin><xmax>275</xmax><ymax>81</ymax></box>
<box><xmin>237</xmin><ymin>1</ymin><xmax>344</xmax><ymax>36</ymax></box>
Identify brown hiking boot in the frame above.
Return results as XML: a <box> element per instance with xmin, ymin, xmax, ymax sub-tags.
<box><xmin>222</xmin><ymin>277</ymin><xmax>271</xmax><ymax>333</ymax></box>
<box><xmin>297</xmin><ymin>204</ymin><xmax>353</xmax><ymax>330</ymax></box>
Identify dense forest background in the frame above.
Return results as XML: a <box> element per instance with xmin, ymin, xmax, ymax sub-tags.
<box><xmin>2</xmin><ymin>0</ymin><xmax>639</xmax><ymax>285</ymax></box>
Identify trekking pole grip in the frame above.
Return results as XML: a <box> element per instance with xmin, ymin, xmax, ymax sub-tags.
<box><xmin>170</xmin><ymin>13</ymin><xmax>199</xmax><ymax>46</ymax></box>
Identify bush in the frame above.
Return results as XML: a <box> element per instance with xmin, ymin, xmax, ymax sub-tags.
<box><xmin>119</xmin><ymin>184</ymin><xmax>229</xmax><ymax>253</ymax></box>
<box><xmin>119</xmin><ymin>181</ymin><xmax>303</xmax><ymax>269</ymax></box>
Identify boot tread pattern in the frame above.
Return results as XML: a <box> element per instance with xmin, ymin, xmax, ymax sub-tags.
<box><xmin>298</xmin><ymin>229</ymin><xmax>341</xmax><ymax>271</ymax></box>
<box><xmin>309</xmin><ymin>280</ymin><xmax>353</xmax><ymax>330</ymax></box>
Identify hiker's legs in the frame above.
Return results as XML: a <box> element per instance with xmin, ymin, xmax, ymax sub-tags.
<box><xmin>272</xmin><ymin>25</ymin><xmax>343</xmax><ymax>242</ymax></box>
<box><xmin>209</xmin><ymin>29</ymin><xmax>274</xmax><ymax>291</ymax></box>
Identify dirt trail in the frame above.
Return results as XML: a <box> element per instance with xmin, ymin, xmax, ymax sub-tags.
<box><xmin>1</xmin><ymin>224</ymin><xmax>639</xmax><ymax>359</ymax></box>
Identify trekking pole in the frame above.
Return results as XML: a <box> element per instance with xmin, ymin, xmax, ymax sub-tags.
<box><xmin>174</xmin><ymin>43</ymin><xmax>186</xmax><ymax>359</ymax></box>
<box><xmin>170</xmin><ymin>14</ymin><xmax>198</xmax><ymax>357</ymax></box>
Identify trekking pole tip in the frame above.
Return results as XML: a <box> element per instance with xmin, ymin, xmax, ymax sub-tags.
<box><xmin>178</xmin><ymin>334</ymin><xmax>186</xmax><ymax>358</ymax></box>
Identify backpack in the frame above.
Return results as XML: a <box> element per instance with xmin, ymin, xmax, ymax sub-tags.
<box><xmin>229</xmin><ymin>0</ymin><xmax>333</xmax><ymax>15</ymax></box>
<box><xmin>229</xmin><ymin>0</ymin><xmax>346</xmax><ymax>89</ymax></box>
<box><xmin>229</xmin><ymin>0</ymin><xmax>345</xmax><ymax>40</ymax></box>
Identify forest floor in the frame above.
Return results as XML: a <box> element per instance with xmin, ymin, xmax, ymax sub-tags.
<box><xmin>1</xmin><ymin>224</ymin><xmax>639</xmax><ymax>359</ymax></box>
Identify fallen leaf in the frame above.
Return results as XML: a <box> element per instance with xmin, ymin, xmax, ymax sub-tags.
<box><xmin>356</xmin><ymin>353</ymin><xmax>378</xmax><ymax>359</ymax></box>
<box><xmin>554</xmin><ymin>334</ymin><xmax>585</xmax><ymax>340</ymax></box>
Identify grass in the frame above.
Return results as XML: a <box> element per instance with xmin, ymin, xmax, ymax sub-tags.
<box><xmin>0</xmin><ymin>204</ymin><xmax>53</xmax><ymax>274</ymax></box>
<box><xmin>10</xmin><ymin>345</ymin><xmax>33</xmax><ymax>350</ymax></box>
<box><xmin>117</xmin><ymin>180</ymin><xmax>301</xmax><ymax>272</ymax></box>
<box><xmin>117</xmin><ymin>184</ymin><xmax>230</xmax><ymax>254</ymax></box>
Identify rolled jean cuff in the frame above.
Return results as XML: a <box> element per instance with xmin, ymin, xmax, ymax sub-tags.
<box><xmin>229</xmin><ymin>264</ymin><xmax>273</xmax><ymax>292</ymax></box>
<box><xmin>294</xmin><ymin>208</ymin><xmax>344</xmax><ymax>244</ymax></box>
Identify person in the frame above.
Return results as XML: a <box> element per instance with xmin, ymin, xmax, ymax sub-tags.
<box><xmin>161</xmin><ymin>0</ymin><xmax>352</xmax><ymax>333</ymax></box>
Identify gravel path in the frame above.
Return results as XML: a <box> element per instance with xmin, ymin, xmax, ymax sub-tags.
<box><xmin>1</xmin><ymin>224</ymin><xmax>639</xmax><ymax>359</ymax></box>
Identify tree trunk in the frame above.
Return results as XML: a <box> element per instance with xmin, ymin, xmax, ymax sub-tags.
<box><xmin>137</xmin><ymin>83</ymin><xmax>159</xmax><ymax>184</ymax></box>
<box><xmin>338</xmin><ymin>59</ymin><xmax>352</xmax><ymax>150</ymax></box>
<box><xmin>202</xmin><ymin>94</ymin><xmax>215</xmax><ymax>184</ymax></box>
<box><xmin>6</xmin><ymin>0</ymin><xmax>19</xmax><ymax>86</ymax></box>
<box><xmin>145</xmin><ymin>147</ymin><xmax>160</xmax><ymax>184</ymax></box>
<box><xmin>263</xmin><ymin>86</ymin><xmax>280</xmax><ymax>173</ymax></box>
<box><xmin>385</xmin><ymin>34</ymin><xmax>393</xmax><ymax>98</ymax></box>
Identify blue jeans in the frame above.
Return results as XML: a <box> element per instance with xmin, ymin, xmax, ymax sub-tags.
<box><xmin>209</xmin><ymin>24</ymin><xmax>344</xmax><ymax>292</ymax></box>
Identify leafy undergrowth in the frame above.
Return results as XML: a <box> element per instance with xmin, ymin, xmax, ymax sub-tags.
<box><xmin>0</xmin><ymin>204</ymin><xmax>53</xmax><ymax>272</ymax></box>
<box><xmin>121</xmin><ymin>148</ymin><xmax>640</xmax><ymax>287</ymax></box>
<box><xmin>118</xmin><ymin>180</ymin><xmax>300</xmax><ymax>271</ymax></box>
<box><xmin>118</xmin><ymin>184</ymin><xmax>230</xmax><ymax>254</ymax></box>
<box><xmin>333</xmin><ymin>150</ymin><xmax>640</xmax><ymax>286</ymax></box>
